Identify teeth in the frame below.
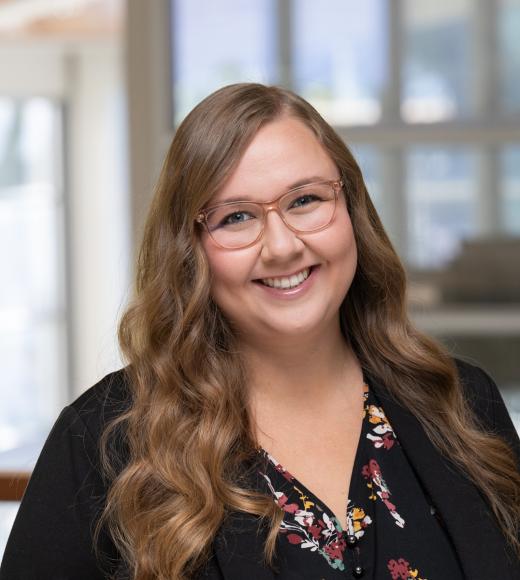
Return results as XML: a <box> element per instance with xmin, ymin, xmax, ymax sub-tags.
<box><xmin>261</xmin><ymin>268</ymin><xmax>311</xmax><ymax>289</ymax></box>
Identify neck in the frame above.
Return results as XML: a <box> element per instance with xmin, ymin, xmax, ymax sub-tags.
<box><xmin>240</xmin><ymin>322</ymin><xmax>362</xmax><ymax>409</ymax></box>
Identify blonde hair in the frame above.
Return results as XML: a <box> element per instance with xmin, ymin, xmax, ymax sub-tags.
<box><xmin>96</xmin><ymin>83</ymin><xmax>520</xmax><ymax>579</ymax></box>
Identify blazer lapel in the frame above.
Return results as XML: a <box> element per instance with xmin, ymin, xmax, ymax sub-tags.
<box><xmin>369</xmin><ymin>375</ymin><xmax>516</xmax><ymax>580</ymax></box>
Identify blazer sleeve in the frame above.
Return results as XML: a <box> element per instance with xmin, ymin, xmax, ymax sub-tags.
<box><xmin>0</xmin><ymin>405</ymin><xmax>118</xmax><ymax>580</ymax></box>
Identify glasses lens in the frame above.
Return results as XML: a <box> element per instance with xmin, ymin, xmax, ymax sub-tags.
<box><xmin>281</xmin><ymin>183</ymin><xmax>336</xmax><ymax>232</ymax></box>
<box><xmin>206</xmin><ymin>202</ymin><xmax>263</xmax><ymax>248</ymax></box>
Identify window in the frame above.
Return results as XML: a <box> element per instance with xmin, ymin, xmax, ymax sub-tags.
<box><xmin>499</xmin><ymin>0</ymin><xmax>520</xmax><ymax>114</ymax></box>
<box><xmin>292</xmin><ymin>0</ymin><xmax>388</xmax><ymax>125</ymax></box>
<box><xmin>406</xmin><ymin>147</ymin><xmax>477</xmax><ymax>268</ymax></box>
<box><xmin>401</xmin><ymin>0</ymin><xmax>475</xmax><ymax>122</ymax></box>
<box><xmin>171</xmin><ymin>0</ymin><xmax>279</xmax><ymax>125</ymax></box>
<box><xmin>0</xmin><ymin>98</ymin><xmax>67</xmax><ymax>461</ymax></box>
<box><xmin>0</xmin><ymin>97</ymin><xmax>67</xmax><ymax>555</ymax></box>
<box><xmin>150</xmin><ymin>0</ymin><xmax>520</xmax><ymax>422</ymax></box>
<box><xmin>501</xmin><ymin>146</ymin><xmax>520</xmax><ymax>235</ymax></box>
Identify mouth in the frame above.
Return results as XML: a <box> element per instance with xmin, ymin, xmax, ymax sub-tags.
<box><xmin>254</xmin><ymin>266</ymin><xmax>315</xmax><ymax>290</ymax></box>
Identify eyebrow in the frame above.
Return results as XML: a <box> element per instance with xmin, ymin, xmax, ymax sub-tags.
<box><xmin>215</xmin><ymin>175</ymin><xmax>328</xmax><ymax>205</ymax></box>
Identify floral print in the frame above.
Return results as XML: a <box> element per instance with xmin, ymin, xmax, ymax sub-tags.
<box><xmin>260</xmin><ymin>453</ymin><xmax>371</xmax><ymax>571</ymax></box>
<box><xmin>387</xmin><ymin>557</ymin><xmax>428</xmax><ymax>579</ymax></box>
<box><xmin>256</xmin><ymin>379</ymin><xmax>461</xmax><ymax>578</ymax></box>
<box><xmin>364</xmin><ymin>385</ymin><xmax>398</xmax><ymax>451</ymax></box>
<box><xmin>362</xmin><ymin>458</ymin><xmax>405</xmax><ymax>528</ymax></box>
<box><xmin>345</xmin><ymin>501</ymin><xmax>372</xmax><ymax>540</ymax></box>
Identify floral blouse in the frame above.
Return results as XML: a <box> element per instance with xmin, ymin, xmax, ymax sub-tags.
<box><xmin>256</xmin><ymin>379</ymin><xmax>465</xmax><ymax>579</ymax></box>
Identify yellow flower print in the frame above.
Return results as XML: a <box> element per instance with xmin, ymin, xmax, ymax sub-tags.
<box><xmin>294</xmin><ymin>486</ymin><xmax>315</xmax><ymax>511</ymax></box>
<box><xmin>368</xmin><ymin>404</ymin><xmax>385</xmax><ymax>424</ymax></box>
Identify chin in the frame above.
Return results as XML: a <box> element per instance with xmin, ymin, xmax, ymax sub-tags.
<box><xmin>261</xmin><ymin>316</ymin><xmax>331</xmax><ymax>339</ymax></box>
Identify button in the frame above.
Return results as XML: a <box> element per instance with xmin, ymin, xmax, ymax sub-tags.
<box><xmin>346</xmin><ymin>534</ymin><xmax>357</xmax><ymax>547</ymax></box>
<box><xmin>352</xmin><ymin>565</ymin><xmax>364</xmax><ymax>578</ymax></box>
<box><xmin>430</xmin><ymin>505</ymin><xmax>436</xmax><ymax>516</ymax></box>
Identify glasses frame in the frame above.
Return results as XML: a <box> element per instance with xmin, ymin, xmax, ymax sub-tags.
<box><xmin>195</xmin><ymin>179</ymin><xmax>344</xmax><ymax>250</ymax></box>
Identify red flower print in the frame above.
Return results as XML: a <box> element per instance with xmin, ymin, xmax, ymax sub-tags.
<box><xmin>362</xmin><ymin>458</ymin><xmax>382</xmax><ymax>479</ymax></box>
<box><xmin>323</xmin><ymin>538</ymin><xmax>346</xmax><ymax>561</ymax></box>
<box><xmin>276</xmin><ymin>493</ymin><xmax>299</xmax><ymax>513</ymax></box>
<box><xmin>361</xmin><ymin>459</ymin><xmax>405</xmax><ymax>528</ymax></box>
<box><xmin>308</xmin><ymin>523</ymin><xmax>323</xmax><ymax>540</ymax></box>
<box><xmin>287</xmin><ymin>534</ymin><xmax>303</xmax><ymax>545</ymax></box>
<box><xmin>379</xmin><ymin>490</ymin><xmax>396</xmax><ymax>512</ymax></box>
<box><xmin>387</xmin><ymin>558</ymin><xmax>411</xmax><ymax>579</ymax></box>
<box><xmin>387</xmin><ymin>557</ymin><xmax>424</xmax><ymax>580</ymax></box>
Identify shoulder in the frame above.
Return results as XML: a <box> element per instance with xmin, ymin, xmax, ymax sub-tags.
<box><xmin>66</xmin><ymin>367</ymin><xmax>132</xmax><ymax>442</ymax></box>
<box><xmin>454</xmin><ymin>357</ymin><xmax>520</xmax><ymax>465</ymax></box>
<box><xmin>454</xmin><ymin>357</ymin><xmax>504</xmax><ymax>428</ymax></box>
<box><xmin>0</xmin><ymin>370</ymin><xmax>133</xmax><ymax>579</ymax></box>
<box><xmin>38</xmin><ymin>368</ymin><xmax>133</xmax><ymax>474</ymax></box>
<box><xmin>454</xmin><ymin>358</ymin><xmax>496</xmax><ymax>420</ymax></box>
<box><xmin>454</xmin><ymin>356</ymin><xmax>497</xmax><ymax>392</ymax></box>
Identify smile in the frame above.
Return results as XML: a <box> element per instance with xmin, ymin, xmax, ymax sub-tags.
<box><xmin>259</xmin><ymin>267</ymin><xmax>311</xmax><ymax>289</ymax></box>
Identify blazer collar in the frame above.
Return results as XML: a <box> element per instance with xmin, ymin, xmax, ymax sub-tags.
<box><xmin>214</xmin><ymin>375</ymin><xmax>518</xmax><ymax>580</ymax></box>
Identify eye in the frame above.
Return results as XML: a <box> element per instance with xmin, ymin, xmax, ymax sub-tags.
<box><xmin>289</xmin><ymin>194</ymin><xmax>321</xmax><ymax>209</ymax></box>
<box><xmin>217</xmin><ymin>211</ymin><xmax>256</xmax><ymax>228</ymax></box>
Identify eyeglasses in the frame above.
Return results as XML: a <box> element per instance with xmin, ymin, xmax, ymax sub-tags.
<box><xmin>196</xmin><ymin>179</ymin><xmax>343</xmax><ymax>250</ymax></box>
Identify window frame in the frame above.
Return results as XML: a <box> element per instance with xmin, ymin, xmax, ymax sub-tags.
<box><xmin>128</xmin><ymin>0</ymin><xmax>520</xmax><ymax>334</ymax></box>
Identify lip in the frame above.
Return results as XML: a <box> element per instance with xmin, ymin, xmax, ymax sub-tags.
<box><xmin>253</xmin><ymin>265</ymin><xmax>320</xmax><ymax>300</ymax></box>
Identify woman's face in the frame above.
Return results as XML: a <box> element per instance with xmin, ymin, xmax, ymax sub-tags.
<box><xmin>199</xmin><ymin>116</ymin><xmax>358</xmax><ymax>345</ymax></box>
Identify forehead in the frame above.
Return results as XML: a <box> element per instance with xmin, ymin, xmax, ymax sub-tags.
<box><xmin>211</xmin><ymin>116</ymin><xmax>338</xmax><ymax>204</ymax></box>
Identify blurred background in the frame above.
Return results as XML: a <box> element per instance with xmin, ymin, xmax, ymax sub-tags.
<box><xmin>0</xmin><ymin>0</ymin><xmax>519</xmax><ymax>555</ymax></box>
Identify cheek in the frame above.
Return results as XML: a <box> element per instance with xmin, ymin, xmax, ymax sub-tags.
<box><xmin>328</xmin><ymin>208</ymin><xmax>357</xmax><ymax>264</ymax></box>
<box><xmin>201</xmin><ymin>240</ymin><xmax>255</xmax><ymax>300</ymax></box>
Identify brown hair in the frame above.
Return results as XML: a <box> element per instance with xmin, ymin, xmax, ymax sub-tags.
<box><xmin>96</xmin><ymin>83</ymin><xmax>520</xmax><ymax>579</ymax></box>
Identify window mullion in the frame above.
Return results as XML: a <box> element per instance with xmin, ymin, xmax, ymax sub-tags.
<box><xmin>381</xmin><ymin>0</ymin><xmax>407</xmax><ymax>261</ymax></box>
<box><xmin>278</xmin><ymin>0</ymin><xmax>293</xmax><ymax>89</ymax></box>
<box><xmin>474</xmin><ymin>0</ymin><xmax>501</xmax><ymax>237</ymax></box>
<box><xmin>381</xmin><ymin>0</ymin><xmax>403</xmax><ymax>120</ymax></box>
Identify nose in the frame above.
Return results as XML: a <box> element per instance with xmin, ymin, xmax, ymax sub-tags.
<box><xmin>260</xmin><ymin>209</ymin><xmax>304</xmax><ymax>262</ymax></box>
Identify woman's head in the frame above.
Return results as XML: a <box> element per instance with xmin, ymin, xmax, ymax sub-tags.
<box><xmin>144</xmin><ymin>83</ymin><xmax>394</xmax><ymax>349</ymax></box>
<box><xmin>199</xmin><ymin>115</ymin><xmax>359</xmax><ymax>345</ymax></box>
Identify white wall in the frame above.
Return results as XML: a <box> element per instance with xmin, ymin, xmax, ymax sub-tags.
<box><xmin>65</xmin><ymin>41</ymin><xmax>131</xmax><ymax>396</ymax></box>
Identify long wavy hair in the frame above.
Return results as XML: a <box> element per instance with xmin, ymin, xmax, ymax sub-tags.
<box><xmin>96</xmin><ymin>83</ymin><xmax>520</xmax><ymax>579</ymax></box>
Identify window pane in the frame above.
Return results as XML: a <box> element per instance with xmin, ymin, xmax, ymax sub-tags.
<box><xmin>501</xmin><ymin>146</ymin><xmax>520</xmax><ymax>235</ymax></box>
<box><xmin>406</xmin><ymin>147</ymin><xmax>477</xmax><ymax>268</ymax></box>
<box><xmin>172</xmin><ymin>0</ymin><xmax>278</xmax><ymax>125</ymax></box>
<box><xmin>292</xmin><ymin>0</ymin><xmax>387</xmax><ymax>126</ymax></box>
<box><xmin>402</xmin><ymin>0</ymin><xmax>475</xmax><ymax>123</ymax></box>
<box><xmin>498</xmin><ymin>0</ymin><xmax>520</xmax><ymax>114</ymax></box>
<box><xmin>0</xmin><ymin>98</ymin><xmax>66</xmax><ymax>461</ymax></box>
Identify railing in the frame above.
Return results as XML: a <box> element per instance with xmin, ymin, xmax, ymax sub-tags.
<box><xmin>0</xmin><ymin>472</ymin><xmax>30</xmax><ymax>502</ymax></box>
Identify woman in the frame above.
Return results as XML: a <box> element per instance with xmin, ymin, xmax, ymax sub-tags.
<box><xmin>1</xmin><ymin>83</ymin><xmax>519</xmax><ymax>580</ymax></box>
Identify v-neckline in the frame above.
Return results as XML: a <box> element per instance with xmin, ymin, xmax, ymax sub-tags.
<box><xmin>257</xmin><ymin>381</ymin><xmax>369</xmax><ymax>534</ymax></box>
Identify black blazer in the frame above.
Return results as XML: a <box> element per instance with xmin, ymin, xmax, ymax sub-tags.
<box><xmin>1</xmin><ymin>358</ymin><xmax>519</xmax><ymax>579</ymax></box>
